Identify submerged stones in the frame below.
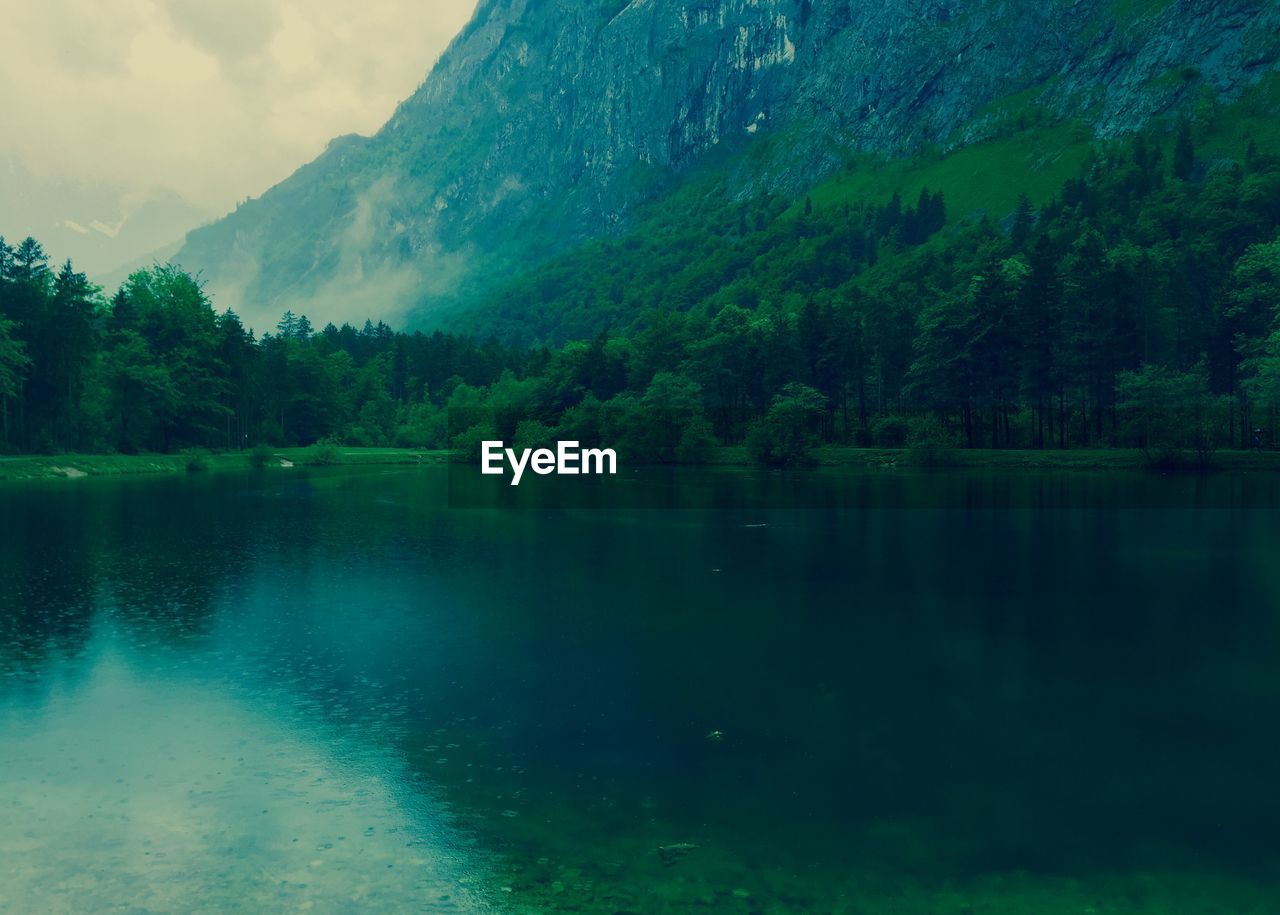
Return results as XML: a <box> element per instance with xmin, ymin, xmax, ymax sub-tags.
<box><xmin>656</xmin><ymin>842</ymin><xmax>699</xmax><ymax>866</ymax></box>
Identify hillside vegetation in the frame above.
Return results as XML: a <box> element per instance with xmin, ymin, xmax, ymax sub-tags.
<box><xmin>4</xmin><ymin>80</ymin><xmax>1280</xmax><ymax>469</ymax></box>
<box><xmin>170</xmin><ymin>0</ymin><xmax>1280</xmax><ymax>331</ymax></box>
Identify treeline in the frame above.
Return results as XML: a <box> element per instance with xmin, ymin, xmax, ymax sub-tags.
<box><xmin>0</xmin><ymin>248</ymin><xmax>518</xmax><ymax>454</ymax></box>
<box><xmin>454</xmin><ymin>118</ymin><xmax>1280</xmax><ymax>463</ymax></box>
<box><xmin>471</xmin><ymin>179</ymin><xmax>952</xmax><ymax>346</ymax></box>
<box><xmin>3</xmin><ymin>119</ymin><xmax>1280</xmax><ymax>466</ymax></box>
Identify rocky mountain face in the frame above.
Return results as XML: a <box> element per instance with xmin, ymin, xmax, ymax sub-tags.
<box><xmin>174</xmin><ymin>0</ymin><xmax>1280</xmax><ymax>333</ymax></box>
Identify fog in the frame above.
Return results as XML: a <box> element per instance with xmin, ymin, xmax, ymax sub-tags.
<box><xmin>0</xmin><ymin>0</ymin><xmax>477</xmax><ymax>275</ymax></box>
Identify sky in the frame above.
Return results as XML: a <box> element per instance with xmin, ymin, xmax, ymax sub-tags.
<box><xmin>0</xmin><ymin>0</ymin><xmax>478</xmax><ymax>273</ymax></box>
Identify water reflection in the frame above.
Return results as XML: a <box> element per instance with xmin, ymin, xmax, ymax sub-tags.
<box><xmin>0</xmin><ymin>639</ymin><xmax>492</xmax><ymax>912</ymax></box>
<box><xmin>2</xmin><ymin>466</ymin><xmax>1279</xmax><ymax>911</ymax></box>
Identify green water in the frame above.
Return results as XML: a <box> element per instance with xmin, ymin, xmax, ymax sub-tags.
<box><xmin>2</xmin><ymin>466</ymin><xmax>1279</xmax><ymax>913</ymax></box>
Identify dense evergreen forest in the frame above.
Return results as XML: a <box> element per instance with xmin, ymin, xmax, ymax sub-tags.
<box><xmin>3</xmin><ymin>117</ymin><xmax>1280</xmax><ymax>466</ymax></box>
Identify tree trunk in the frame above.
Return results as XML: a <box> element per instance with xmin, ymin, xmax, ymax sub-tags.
<box><xmin>1058</xmin><ymin>384</ymin><xmax>1066</xmax><ymax>449</ymax></box>
<box><xmin>857</xmin><ymin>374</ymin><xmax>868</xmax><ymax>439</ymax></box>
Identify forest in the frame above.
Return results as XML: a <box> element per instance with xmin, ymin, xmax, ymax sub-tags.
<box><xmin>3</xmin><ymin>118</ymin><xmax>1280</xmax><ymax>467</ymax></box>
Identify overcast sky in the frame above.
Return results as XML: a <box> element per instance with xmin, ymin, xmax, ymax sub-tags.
<box><xmin>0</xmin><ymin>0</ymin><xmax>477</xmax><ymax>263</ymax></box>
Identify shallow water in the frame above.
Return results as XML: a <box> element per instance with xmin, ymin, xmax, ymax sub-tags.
<box><xmin>2</xmin><ymin>466</ymin><xmax>1279</xmax><ymax>913</ymax></box>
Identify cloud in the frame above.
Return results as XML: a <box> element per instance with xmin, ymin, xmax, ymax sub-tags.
<box><xmin>164</xmin><ymin>0</ymin><xmax>282</xmax><ymax>65</ymax></box>
<box><xmin>0</xmin><ymin>1</ymin><xmax>478</xmax><ymax>216</ymax></box>
<box><xmin>204</xmin><ymin>175</ymin><xmax>473</xmax><ymax>335</ymax></box>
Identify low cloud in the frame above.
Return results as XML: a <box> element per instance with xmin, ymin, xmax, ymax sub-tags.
<box><xmin>0</xmin><ymin>1</ymin><xmax>477</xmax><ymax>217</ymax></box>
<box><xmin>203</xmin><ymin>176</ymin><xmax>474</xmax><ymax>336</ymax></box>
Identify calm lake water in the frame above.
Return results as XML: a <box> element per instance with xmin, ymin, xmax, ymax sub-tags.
<box><xmin>2</xmin><ymin>465</ymin><xmax>1279</xmax><ymax>913</ymax></box>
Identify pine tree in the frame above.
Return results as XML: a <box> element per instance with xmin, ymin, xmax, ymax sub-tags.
<box><xmin>11</xmin><ymin>237</ymin><xmax>50</xmax><ymax>284</ymax></box>
<box><xmin>0</xmin><ymin>315</ymin><xmax>30</xmax><ymax>446</ymax></box>
<box><xmin>1010</xmin><ymin>193</ymin><xmax>1035</xmax><ymax>249</ymax></box>
<box><xmin>1174</xmin><ymin>120</ymin><xmax>1195</xmax><ymax>180</ymax></box>
<box><xmin>928</xmin><ymin>190</ymin><xmax>947</xmax><ymax>235</ymax></box>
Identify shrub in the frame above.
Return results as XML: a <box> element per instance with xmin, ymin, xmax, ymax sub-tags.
<box><xmin>1116</xmin><ymin>362</ymin><xmax>1227</xmax><ymax>471</ymax></box>
<box><xmin>1140</xmin><ymin>444</ymin><xmax>1216</xmax><ymax>472</ymax></box>
<box><xmin>305</xmin><ymin>441</ymin><xmax>340</xmax><ymax>466</ymax></box>
<box><xmin>249</xmin><ymin>444</ymin><xmax>276</xmax><ymax>469</ymax></box>
<box><xmin>183</xmin><ymin>449</ymin><xmax>210</xmax><ymax>473</ymax></box>
<box><xmin>871</xmin><ymin>415</ymin><xmax>911</xmax><ymax>448</ymax></box>
<box><xmin>513</xmin><ymin>419</ymin><xmax>556</xmax><ymax>453</ymax></box>
<box><xmin>675</xmin><ymin>416</ymin><xmax>716</xmax><ymax>465</ymax></box>
<box><xmin>394</xmin><ymin>402</ymin><xmax>448</xmax><ymax>449</ymax></box>
<box><xmin>450</xmin><ymin>421</ymin><xmax>500</xmax><ymax>463</ymax></box>
<box><xmin>904</xmin><ymin>440</ymin><xmax>962</xmax><ymax>468</ymax></box>
<box><xmin>903</xmin><ymin>416</ymin><xmax>961</xmax><ymax>468</ymax></box>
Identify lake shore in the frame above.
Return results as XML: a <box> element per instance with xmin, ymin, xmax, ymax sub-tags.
<box><xmin>2</xmin><ymin>445</ymin><xmax>1280</xmax><ymax>483</ymax></box>
<box><xmin>805</xmin><ymin>445</ymin><xmax>1280</xmax><ymax>472</ymax></box>
<box><xmin>5</xmin><ymin>445</ymin><xmax>1280</xmax><ymax>483</ymax></box>
<box><xmin>0</xmin><ymin>448</ymin><xmax>452</xmax><ymax>482</ymax></box>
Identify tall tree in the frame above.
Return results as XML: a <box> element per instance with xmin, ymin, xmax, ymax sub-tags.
<box><xmin>1174</xmin><ymin>119</ymin><xmax>1196</xmax><ymax>181</ymax></box>
<box><xmin>0</xmin><ymin>315</ymin><xmax>30</xmax><ymax>447</ymax></box>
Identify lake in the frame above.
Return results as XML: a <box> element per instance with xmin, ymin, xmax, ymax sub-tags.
<box><xmin>2</xmin><ymin>465</ymin><xmax>1278</xmax><ymax>913</ymax></box>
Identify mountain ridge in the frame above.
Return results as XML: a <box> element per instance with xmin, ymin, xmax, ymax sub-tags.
<box><xmin>173</xmin><ymin>0</ymin><xmax>1280</xmax><ymax>333</ymax></box>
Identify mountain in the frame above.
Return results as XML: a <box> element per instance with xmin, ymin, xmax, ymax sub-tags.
<box><xmin>0</xmin><ymin>157</ymin><xmax>212</xmax><ymax>279</ymax></box>
<box><xmin>173</xmin><ymin>0</ymin><xmax>1280</xmax><ymax>335</ymax></box>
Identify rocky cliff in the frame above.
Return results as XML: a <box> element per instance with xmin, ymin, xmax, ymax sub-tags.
<box><xmin>174</xmin><ymin>0</ymin><xmax>1280</xmax><ymax>332</ymax></box>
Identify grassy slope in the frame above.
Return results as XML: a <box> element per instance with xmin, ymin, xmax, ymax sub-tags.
<box><xmin>458</xmin><ymin>71</ymin><xmax>1280</xmax><ymax>346</ymax></box>
<box><xmin>802</xmin><ymin>120</ymin><xmax>1094</xmax><ymax>223</ymax></box>
<box><xmin>801</xmin><ymin>72</ymin><xmax>1280</xmax><ymax>224</ymax></box>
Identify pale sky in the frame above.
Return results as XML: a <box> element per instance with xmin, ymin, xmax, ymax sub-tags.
<box><xmin>0</xmin><ymin>0</ymin><xmax>477</xmax><ymax>272</ymax></box>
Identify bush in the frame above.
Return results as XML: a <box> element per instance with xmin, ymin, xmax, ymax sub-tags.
<box><xmin>1117</xmin><ymin>363</ymin><xmax>1228</xmax><ymax>469</ymax></box>
<box><xmin>904</xmin><ymin>440</ymin><xmax>962</xmax><ymax>468</ymax></box>
<box><xmin>1140</xmin><ymin>444</ymin><xmax>1216</xmax><ymax>472</ymax></box>
<box><xmin>871</xmin><ymin>415</ymin><xmax>911</xmax><ymax>448</ymax></box>
<box><xmin>675</xmin><ymin>416</ymin><xmax>716</xmax><ymax>465</ymax></box>
<box><xmin>451</xmin><ymin>421</ymin><xmax>500</xmax><ymax>464</ymax></box>
<box><xmin>304</xmin><ymin>441</ymin><xmax>340</xmax><ymax>466</ymax></box>
<box><xmin>903</xmin><ymin>416</ymin><xmax>961</xmax><ymax>468</ymax></box>
<box><xmin>344</xmin><ymin>425</ymin><xmax>378</xmax><ymax>448</ymax></box>
<box><xmin>513</xmin><ymin>419</ymin><xmax>556</xmax><ymax>453</ymax></box>
<box><xmin>249</xmin><ymin>444</ymin><xmax>276</xmax><ymax>469</ymax></box>
<box><xmin>183</xmin><ymin>448</ymin><xmax>210</xmax><ymax>473</ymax></box>
<box><xmin>394</xmin><ymin>402</ymin><xmax>448</xmax><ymax>449</ymax></box>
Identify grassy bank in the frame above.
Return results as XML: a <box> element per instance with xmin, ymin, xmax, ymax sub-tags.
<box><xmin>5</xmin><ymin>445</ymin><xmax>1280</xmax><ymax>483</ymax></box>
<box><xmin>0</xmin><ymin>448</ymin><xmax>450</xmax><ymax>482</ymax></box>
<box><xmin>710</xmin><ymin>445</ymin><xmax>1280</xmax><ymax>472</ymax></box>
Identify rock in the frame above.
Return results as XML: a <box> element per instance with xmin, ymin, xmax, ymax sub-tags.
<box><xmin>174</xmin><ymin>0</ymin><xmax>1280</xmax><ymax>334</ymax></box>
<box><xmin>656</xmin><ymin>842</ymin><xmax>699</xmax><ymax>866</ymax></box>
